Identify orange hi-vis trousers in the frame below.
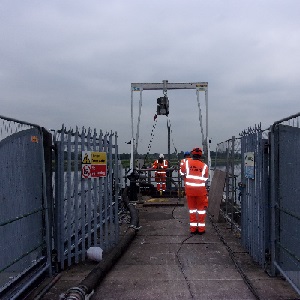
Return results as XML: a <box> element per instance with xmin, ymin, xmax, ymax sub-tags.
<box><xmin>155</xmin><ymin>171</ymin><xmax>166</xmax><ymax>191</ymax></box>
<box><xmin>187</xmin><ymin>194</ymin><xmax>208</xmax><ymax>233</ymax></box>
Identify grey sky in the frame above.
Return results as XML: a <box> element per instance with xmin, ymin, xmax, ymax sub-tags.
<box><xmin>1</xmin><ymin>0</ymin><xmax>300</xmax><ymax>154</ymax></box>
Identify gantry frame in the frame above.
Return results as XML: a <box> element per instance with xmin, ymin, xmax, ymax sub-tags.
<box><xmin>130</xmin><ymin>80</ymin><xmax>208</xmax><ymax>157</ymax></box>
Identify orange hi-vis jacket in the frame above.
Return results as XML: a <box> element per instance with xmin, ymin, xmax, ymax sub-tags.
<box><xmin>152</xmin><ymin>159</ymin><xmax>168</xmax><ymax>191</ymax></box>
<box><xmin>152</xmin><ymin>159</ymin><xmax>168</xmax><ymax>174</ymax></box>
<box><xmin>181</xmin><ymin>159</ymin><xmax>208</xmax><ymax>196</ymax></box>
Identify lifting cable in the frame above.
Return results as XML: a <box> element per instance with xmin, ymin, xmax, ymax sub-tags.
<box><xmin>196</xmin><ymin>89</ymin><xmax>205</xmax><ymax>144</ymax></box>
<box><xmin>163</xmin><ymin>88</ymin><xmax>178</xmax><ymax>155</ymax></box>
<box><xmin>135</xmin><ymin>90</ymin><xmax>143</xmax><ymax>154</ymax></box>
<box><xmin>167</xmin><ymin>115</ymin><xmax>178</xmax><ymax>155</ymax></box>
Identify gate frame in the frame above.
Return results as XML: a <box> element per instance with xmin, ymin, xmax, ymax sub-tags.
<box><xmin>269</xmin><ymin>112</ymin><xmax>300</xmax><ymax>294</ymax></box>
<box><xmin>240</xmin><ymin>126</ymin><xmax>269</xmax><ymax>268</ymax></box>
<box><xmin>0</xmin><ymin>115</ymin><xmax>52</xmax><ymax>299</ymax></box>
<box><xmin>53</xmin><ymin>126</ymin><xmax>121</xmax><ymax>270</ymax></box>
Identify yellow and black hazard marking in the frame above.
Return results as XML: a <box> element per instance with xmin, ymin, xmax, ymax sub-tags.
<box><xmin>82</xmin><ymin>153</ymin><xmax>91</xmax><ymax>164</ymax></box>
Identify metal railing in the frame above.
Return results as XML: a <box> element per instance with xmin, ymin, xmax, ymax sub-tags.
<box><xmin>52</xmin><ymin>126</ymin><xmax>121</xmax><ymax>270</ymax></box>
<box><xmin>214</xmin><ymin>137</ymin><xmax>242</xmax><ymax>230</ymax></box>
<box><xmin>215</xmin><ymin>113</ymin><xmax>300</xmax><ymax>296</ymax></box>
<box><xmin>240</xmin><ymin>125</ymin><xmax>269</xmax><ymax>267</ymax></box>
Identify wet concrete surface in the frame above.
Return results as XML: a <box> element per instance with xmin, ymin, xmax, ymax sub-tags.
<box><xmin>32</xmin><ymin>199</ymin><xmax>300</xmax><ymax>300</ymax></box>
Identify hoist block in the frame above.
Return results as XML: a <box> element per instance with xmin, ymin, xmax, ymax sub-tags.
<box><xmin>157</xmin><ymin>96</ymin><xmax>169</xmax><ymax>116</ymax></box>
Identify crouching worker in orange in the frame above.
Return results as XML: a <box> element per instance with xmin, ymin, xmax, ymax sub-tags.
<box><xmin>152</xmin><ymin>154</ymin><xmax>168</xmax><ymax>194</ymax></box>
<box><xmin>181</xmin><ymin>147</ymin><xmax>209</xmax><ymax>234</ymax></box>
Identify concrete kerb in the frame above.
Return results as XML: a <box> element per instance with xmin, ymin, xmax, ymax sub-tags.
<box><xmin>62</xmin><ymin>187</ymin><xmax>139</xmax><ymax>300</ymax></box>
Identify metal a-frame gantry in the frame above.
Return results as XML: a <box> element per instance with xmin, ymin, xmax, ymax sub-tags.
<box><xmin>130</xmin><ymin>80</ymin><xmax>209</xmax><ymax>168</ymax></box>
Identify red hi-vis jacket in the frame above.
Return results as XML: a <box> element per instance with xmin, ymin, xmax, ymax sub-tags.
<box><xmin>181</xmin><ymin>159</ymin><xmax>208</xmax><ymax>196</ymax></box>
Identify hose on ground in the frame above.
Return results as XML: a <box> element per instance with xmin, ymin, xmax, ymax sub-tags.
<box><xmin>63</xmin><ymin>186</ymin><xmax>139</xmax><ymax>300</ymax></box>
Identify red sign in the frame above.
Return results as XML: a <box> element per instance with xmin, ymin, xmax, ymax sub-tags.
<box><xmin>90</xmin><ymin>165</ymin><xmax>107</xmax><ymax>178</ymax></box>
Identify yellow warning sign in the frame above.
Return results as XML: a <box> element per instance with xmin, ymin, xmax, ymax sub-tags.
<box><xmin>91</xmin><ymin>152</ymin><xmax>106</xmax><ymax>164</ymax></box>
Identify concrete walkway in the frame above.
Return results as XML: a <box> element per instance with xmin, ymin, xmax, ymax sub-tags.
<box><xmin>37</xmin><ymin>200</ymin><xmax>299</xmax><ymax>300</ymax></box>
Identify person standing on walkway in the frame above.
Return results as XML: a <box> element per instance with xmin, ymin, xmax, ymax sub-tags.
<box><xmin>181</xmin><ymin>147</ymin><xmax>209</xmax><ymax>234</ymax></box>
<box><xmin>152</xmin><ymin>154</ymin><xmax>168</xmax><ymax>194</ymax></box>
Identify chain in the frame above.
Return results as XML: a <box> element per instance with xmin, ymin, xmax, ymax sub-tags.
<box><xmin>144</xmin><ymin>113</ymin><xmax>158</xmax><ymax>162</ymax></box>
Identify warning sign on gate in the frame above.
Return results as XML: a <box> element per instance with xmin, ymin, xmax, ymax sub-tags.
<box><xmin>82</xmin><ymin>151</ymin><xmax>107</xmax><ymax>179</ymax></box>
<box><xmin>82</xmin><ymin>152</ymin><xmax>91</xmax><ymax>164</ymax></box>
<box><xmin>244</xmin><ymin>152</ymin><xmax>255</xmax><ymax>179</ymax></box>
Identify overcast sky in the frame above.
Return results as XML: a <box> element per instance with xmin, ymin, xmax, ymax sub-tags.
<box><xmin>1</xmin><ymin>1</ymin><xmax>300</xmax><ymax>154</ymax></box>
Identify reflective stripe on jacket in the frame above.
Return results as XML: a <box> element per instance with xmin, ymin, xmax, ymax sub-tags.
<box><xmin>183</xmin><ymin>159</ymin><xmax>208</xmax><ymax>196</ymax></box>
<box><xmin>179</xmin><ymin>157</ymin><xmax>190</xmax><ymax>176</ymax></box>
<box><xmin>152</xmin><ymin>159</ymin><xmax>168</xmax><ymax>173</ymax></box>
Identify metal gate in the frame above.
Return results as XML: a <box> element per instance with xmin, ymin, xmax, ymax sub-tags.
<box><xmin>0</xmin><ymin>116</ymin><xmax>52</xmax><ymax>300</ymax></box>
<box><xmin>214</xmin><ymin>137</ymin><xmax>242</xmax><ymax>229</ymax></box>
<box><xmin>240</xmin><ymin>127</ymin><xmax>269</xmax><ymax>267</ymax></box>
<box><xmin>53</xmin><ymin>126</ymin><xmax>121</xmax><ymax>269</ymax></box>
<box><xmin>270</xmin><ymin>113</ymin><xmax>300</xmax><ymax>293</ymax></box>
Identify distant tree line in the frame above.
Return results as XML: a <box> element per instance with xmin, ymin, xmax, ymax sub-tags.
<box><xmin>119</xmin><ymin>151</ymin><xmax>223</xmax><ymax>160</ymax></box>
<box><xmin>55</xmin><ymin>150</ymin><xmax>241</xmax><ymax>171</ymax></box>
<box><xmin>56</xmin><ymin>150</ymin><xmax>241</xmax><ymax>161</ymax></box>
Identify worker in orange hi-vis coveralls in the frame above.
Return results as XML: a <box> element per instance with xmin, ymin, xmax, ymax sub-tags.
<box><xmin>181</xmin><ymin>147</ymin><xmax>209</xmax><ymax>234</ymax></box>
<box><xmin>152</xmin><ymin>154</ymin><xmax>168</xmax><ymax>194</ymax></box>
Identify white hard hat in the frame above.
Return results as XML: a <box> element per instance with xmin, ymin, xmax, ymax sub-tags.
<box><xmin>159</xmin><ymin>154</ymin><xmax>164</xmax><ymax>158</ymax></box>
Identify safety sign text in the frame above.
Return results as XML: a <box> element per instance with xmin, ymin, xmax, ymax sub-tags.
<box><xmin>82</xmin><ymin>151</ymin><xmax>107</xmax><ymax>179</ymax></box>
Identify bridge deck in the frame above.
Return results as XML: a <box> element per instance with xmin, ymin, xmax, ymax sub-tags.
<box><xmin>35</xmin><ymin>198</ymin><xmax>299</xmax><ymax>300</ymax></box>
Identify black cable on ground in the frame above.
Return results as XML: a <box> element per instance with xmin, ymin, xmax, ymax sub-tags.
<box><xmin>208</xmin><ymin>215</ymin><xmax>261</xmax><ymax>300</ymax></box>
<box><xmin>62</xmin><ymin>187</ymin><xmax>139</xmax><ymax>300</ymax></box>
<box><xmin>171</xmin><ymin>204</ymin><xmax>195</xmax><ymax>299</ymax></box>
<box><xmin>175</xmin><ymin>234</ymin><xmax>196</xmax><ymax>299</ymax></box>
